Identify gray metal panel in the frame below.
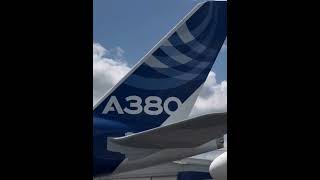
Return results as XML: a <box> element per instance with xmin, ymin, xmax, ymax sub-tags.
<box><xmin>152</xmin><ymin>176</ymin><xmax>176</xmax><ymax>180</ymax></box>
<box><xmin>112</xmin><ymin>178</ymin><xmax>150</xmax><ymax>180</ymax></box>
<box><xmin>101</xmin><ymin>158</ymin><xmax>211</xmax><ymax>179</ymax></box>
<box><xmin>110</xmin><ymin>113</ymin><xmax>227</xmax><ymax>149</ymax></box>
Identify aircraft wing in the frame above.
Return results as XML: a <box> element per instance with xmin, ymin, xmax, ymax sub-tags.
<box><xmin>99</xmin><ymin>157</ymin><xmax>212</xmax><ymax>180</ymax></box>
<box><xmin>109</xmin><ymin>112</ymin><xmax>227</xmax><ymax>149</ymax></box>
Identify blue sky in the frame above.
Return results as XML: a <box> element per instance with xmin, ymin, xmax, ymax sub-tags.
<box><xmin>93</xmin><ymin>0</ymin><xmax>227</xmax><ymax>83</ymax></box>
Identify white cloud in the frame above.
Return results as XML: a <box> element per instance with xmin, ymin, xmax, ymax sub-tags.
<box><xmin>93</xmin><ymin>43</ymin><xmax>130</xmax><ymax>104</ymax></box>
<box><xmin>190</xmin><ymin>71</ymin><xmax>227</xmax><ymax>117</ymax></box>
<box><xmin>93</xmin><ymin>43</ymin><xmax>227</xmax><ymax>116</ymax></box>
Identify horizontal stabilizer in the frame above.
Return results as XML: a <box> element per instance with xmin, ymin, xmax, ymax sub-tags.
<box><xmin>109</xmin><ymin>112</ymin><xmax>227</xmax><ymax>149</ymax></box>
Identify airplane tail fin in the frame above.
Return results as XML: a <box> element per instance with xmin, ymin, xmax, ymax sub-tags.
<box><xmin>93</xmin><ymin>1</ymin><xmax>227</xmax><ymax>132</ymax></box>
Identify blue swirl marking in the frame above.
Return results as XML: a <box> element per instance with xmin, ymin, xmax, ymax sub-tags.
<box><xmin>144</xmin><ymin>55</ymin><xmax>169</xmax><ymax>68</ymax></box>
<box><xmin>132</xmin><ymin>62</ymin><xmax>210</xmax><ymax>81</ymax></box>
<box><xmin>160</xmin><ymin>44</ymin><xmax>193</xmax><ymax>64</ymax></box>
<box><xmin>124</xmin><ymin>75</ymin><xmax>191</xmax><ymax>90</ymax></box>
<box><xmin>152</xmin><ymin>48</ymin><xmax>184</xmax><ymax>67</ymax></box>
<box><xmin>151</xmin><ymin>46</ymin><xmax>217</xmax><ymax>72</ymax></box>
<box><xmin>187</xmin><ymin>2</ymin><xmax>214</xmax><ymax>39</ymax></box>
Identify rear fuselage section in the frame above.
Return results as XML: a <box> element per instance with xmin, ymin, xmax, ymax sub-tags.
<box><xmin>93</xmin><ymin>117</ymin><xmax>127</xmax><ymax>176</ymax></box>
